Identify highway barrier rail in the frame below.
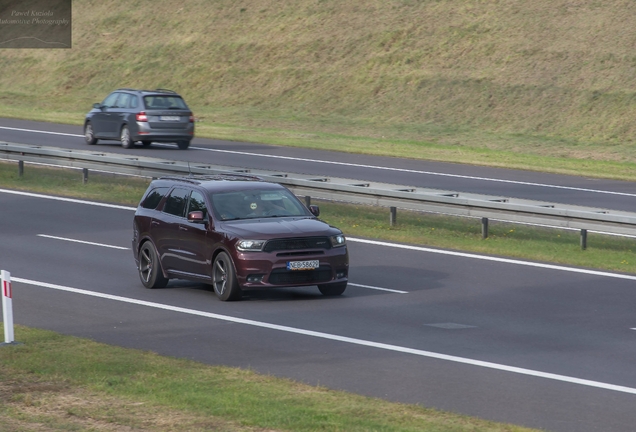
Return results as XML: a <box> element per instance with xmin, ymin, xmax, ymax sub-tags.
<box><xmin>2</xmin><ymin>141</ymin><xmax>636</xmax><ymax>245</ymax></box>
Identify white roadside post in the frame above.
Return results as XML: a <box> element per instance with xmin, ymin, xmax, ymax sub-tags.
<box><xmin>1</xmin><ymin>270</ymin><xmax>14</xmax><ymax>344</ymax></box>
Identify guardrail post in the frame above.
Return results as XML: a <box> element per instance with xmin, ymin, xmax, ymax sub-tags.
<box><xmin>18</xmin><ymin>160</ymin><xmax>24</xmax><ymax>177</ymax></box>
<box><xmin>82</xmin><ymin>168</ymin><xmax>89</xmax><ymax>184</ymax></box>
<box><xmin>305</xmin><ymin>196</ymin><xmax>311</xmax><ymax>207</ymax></box>
<box><xmin>580</xmin><ymin>229</ymin><xmax>588</xmax><ymax>250</ymax></box>
<box><xmin>481</xmin><ymin>217</ymin><xmax>489</xmax><ymax>239</ymax></box>
<box><xmin>1</xmin><ymin>270</ymin><xmax>14</xmax><ymax>344</ymax></box>
<box><xmin>390</xmin><ymin>206</ymin><xmax>397</xmax><ymax>226</ymax></box>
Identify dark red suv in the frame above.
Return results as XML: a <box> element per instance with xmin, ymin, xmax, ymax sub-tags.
<box><xmin>132</xmin><ymin>175</ymin><xmax>349</xmax><ymax>301</ymax></box>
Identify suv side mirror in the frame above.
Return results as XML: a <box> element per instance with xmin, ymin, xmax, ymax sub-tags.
<box><xmin>309</xmin><ymin>205</ymin><xmax>320</xmax><ymax>217</ymax></box>
<box><xmin>93</xmin><ymin>103</ymin><xmax>103</xmax><ymax>109</ymax></box>
<box><xmin>187</xmin><ymin>211</ymin><xmax>206</xmax><ymax>223</ymax></box>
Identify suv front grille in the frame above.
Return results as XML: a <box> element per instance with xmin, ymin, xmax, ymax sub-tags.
<box><xmin>263</xmin><ymin>237</ymin><xmax>331</xmax><ymax>253</ymax></box>
<box><xmin>268</xmin><ymin>267</ymin><xmax>332</xmax><ymax>285</ymax></box>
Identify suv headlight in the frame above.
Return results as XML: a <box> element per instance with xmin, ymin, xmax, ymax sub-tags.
<box><xmin>237</xmin><ymin>239</ymin><xmax>266</xmax><ymax>252</ymax></box>
<box><xmin>330</xmin><ymin>234</ymin><xmax>346</xmax><ymax>247</ymax></box>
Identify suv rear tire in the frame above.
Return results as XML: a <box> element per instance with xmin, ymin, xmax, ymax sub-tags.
<box><xmin>138</xmin><ymin>242</ymin><xmax>169</xmax><ymax>289</ymax></box>
<box><xmin>177</xmin><ymin>140</ymin><xmax>190</xmax><ymax>150</ymax></box>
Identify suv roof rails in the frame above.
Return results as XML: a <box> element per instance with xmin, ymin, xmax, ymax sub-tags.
<box><xmin>158</xmin><ymin>174</ymin><xmax>264</xmax><ymax>184</ymax></box>
<box><xmin>153</xmin><ymin>88</ymin><xmax>177</xmax><ymax>94</ymax></box>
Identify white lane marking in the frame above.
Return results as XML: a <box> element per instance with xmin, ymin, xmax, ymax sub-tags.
<box><xmin>2</xmin><ymin>124</ymin><xmax>633</xmax><ymax>198</ymax></box>
<box><xmin>12</xmin><ymin>275</ymin><xmax>636</xmax><ymax>396</ymax></box>
<box><xmin>0</xmin><ymin>188</ymin><xmax>136</xmax><ymax>210</ymax></box>
<box><xmin>37</xmin><ymin>234</ymin><xmax>128</xmax><ymax>250</ymax></box>
<box><xmin>191</xmin><ymin>146</ymin><xmax>636</xmax><ymax>198</ymax></box>
<box><xmin>0</xmin><ymin>126</ymin><xmax>81</xmax><ymax>138</ymax></box>
<box><xmin>2</xmin><ymin>189</ymin><xmax>636</xmax><ymax>281</ymax></box>
<box><xmin>349</xmin><ymin>282</ymin><xmax>407</xmax><ymax>294</ymax></box>
<box><xmin>347</xmin><ymin>237</ymin><xmax>636</xmax><ymax>281</ymax></box>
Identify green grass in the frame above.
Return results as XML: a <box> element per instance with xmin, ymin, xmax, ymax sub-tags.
<box><xmin>0</xmin><ymin>326</ymin><xmax>536</xmax><ymax>431</ymax></box>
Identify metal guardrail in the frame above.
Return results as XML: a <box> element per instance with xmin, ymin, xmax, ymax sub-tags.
<box><xmin>2</xmin><ymin>141</ymin><xmax>636</xmax><ymax>240</ymax></box>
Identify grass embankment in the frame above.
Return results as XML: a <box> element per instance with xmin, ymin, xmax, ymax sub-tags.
<box><xmin>3</xmin><ymin>1</ymin><xmax>636</xmax><ymax>180</ymax></box>
<box><xmin>0</xmin><ymin>326</ymin><xmax>535</xmax><ymax>432</ymax></box>
<box><xmin>2</xmin><ymin>160</ymin><xmax>635</xmax><ymax>274</ymax></box>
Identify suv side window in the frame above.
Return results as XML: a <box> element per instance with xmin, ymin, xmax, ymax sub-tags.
<box><xmin>187</xmin><ymin>191</ymin><xmax>208</xmax><ymax>218</ymax></box>
<box><xmin>141</xmin><ymin>187</ymin><xmax>170</xmax><ymax>209</ymax></box>
<box><xmin>101</xmin><ymin>92</ymin><xmax>119</xmax><ymax>108</ymax></box>
<box><xmin>130</xmin><ymin>95</ymin><xmax>139</xmax><ymax>109</ymax></box>
<box><xmin>163</xmin><ymin>188</ymin><xmax>190</xmax><ymax>217</ymax></box>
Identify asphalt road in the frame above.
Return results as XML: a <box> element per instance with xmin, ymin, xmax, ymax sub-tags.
<box><xmin>2</xmin><ymin>190</ymin><xmax>636</xmax><ymax>432</ymax></box>
<box><xmin>2</xmin><ymin>118</ymin><xmax>636</xmax><ymax>213</ymax></box>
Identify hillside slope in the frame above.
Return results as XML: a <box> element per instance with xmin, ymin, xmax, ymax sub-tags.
<box><xmin>2</xmin><ymin>0</ymin><xmax>636</xmax><ymax>168</ymax></box>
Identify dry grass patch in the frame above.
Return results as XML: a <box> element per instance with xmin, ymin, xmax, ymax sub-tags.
<box><xmin>0</xmin><ymin>371</ymin><xmax>276</xmax><ymax>432</ymax></box>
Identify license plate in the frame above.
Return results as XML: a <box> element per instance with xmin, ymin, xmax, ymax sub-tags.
<box><xmin>160</xmin><ymin>115</ymin><xmax>180</xmax><ymax>121</ymax></box>
<box><xmin>287</xmin><ymin>260</ymin><xmax>319</xmax><ymax>271</ymax></box>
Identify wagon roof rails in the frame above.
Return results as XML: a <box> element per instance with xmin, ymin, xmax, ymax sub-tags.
<box><xmin>113</xmin><ymin>88</ymin><xmax>179</xmax><ymax>94</ymax></box>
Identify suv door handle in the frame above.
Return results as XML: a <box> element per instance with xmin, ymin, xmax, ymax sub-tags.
<box><xmin>179</xmin><ymin>226</ymin><xmax>188</xmax><ymax>231</ymax></box>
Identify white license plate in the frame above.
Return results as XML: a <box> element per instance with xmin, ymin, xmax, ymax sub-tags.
<box><xmin>287</xmin><ymin>260</ymin><xmax>319</xmax><ymax>271</ymax></box>
<box><xmin>160</xmin><ymin>115</ymin><xmax>180</xmax><ymax>121</ymax></box>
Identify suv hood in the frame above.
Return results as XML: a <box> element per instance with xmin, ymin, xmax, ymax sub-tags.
<box><xmin>221</xmin><ymin>217</ymin><xmax>337</xmax><ymax>238</ymax></box>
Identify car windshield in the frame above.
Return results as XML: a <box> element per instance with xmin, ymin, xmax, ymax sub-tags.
<box><xmin>210</xmin><ymin>188</ymin><xmax>311</xmax><ymax>220</ymax></box>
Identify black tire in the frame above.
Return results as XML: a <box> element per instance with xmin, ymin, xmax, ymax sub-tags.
<box><xmin>212</xmin><ymin>252</ymin><xmax>242</xmax><ymax>301</ymax></box>
<box><xmin>141</xmin><ymin>140</ymin><xmax>152</xmax><ymax>147</ymax></box>
<box><xmin>138</xmin><ymin>242</ymin><xmax>169</xmax><ymax>289</ymax></box>
<box><xmin>317</xmin><ymin>281</ymin><xmax>347</xmax><ymax>296</ymax></box>
<box><xmin>177</xmin><ymin>140</ymin><xmax>190</xmax><ymax>150</ymax></box>
<box><xmin>84</xmin><ymin>122</ymin><xmax>98</xmax><ymax>145</ymax></box>
<box><xmin>120</xmin><ymin>125</ymin><xmax>134</xmax><ymax>149</ymax></box>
